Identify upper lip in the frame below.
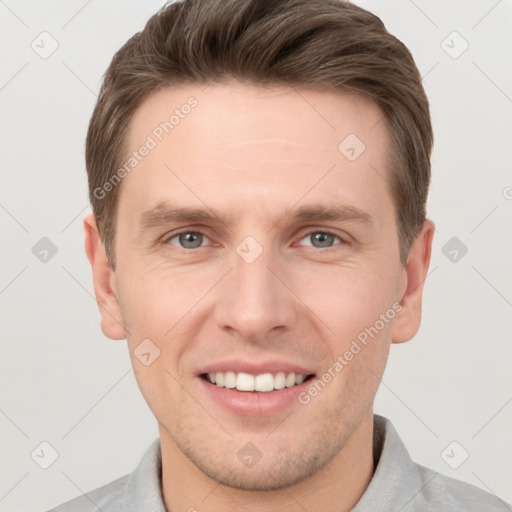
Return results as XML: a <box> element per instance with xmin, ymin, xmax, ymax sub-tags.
<box><xmin>197</xmin><ymin>358</ymin><xmax>316</xmax><ymax>376</ymax></box>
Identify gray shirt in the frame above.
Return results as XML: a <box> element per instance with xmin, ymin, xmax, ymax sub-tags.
<box><xmin>47</xmin><ymin>415</ymin><xmax>510</xmax><ymax>511</ymax></box>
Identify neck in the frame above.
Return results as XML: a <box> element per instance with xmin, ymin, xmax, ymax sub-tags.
<box><xmin>160</xmin><ymin>411</ymin><xmax>375</xmax><ymax>512</ymax></box>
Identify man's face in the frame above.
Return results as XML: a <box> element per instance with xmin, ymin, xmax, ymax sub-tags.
<box><xmin>101</xmin><ymin>83</ymin><xmax>413</xmax><ymax>490</ymax></box>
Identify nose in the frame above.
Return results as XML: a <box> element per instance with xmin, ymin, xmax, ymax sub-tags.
<box><xmin>212</xmin><ymin>239</ymin><xmax>298</xmax><ymax>343</ymax></box>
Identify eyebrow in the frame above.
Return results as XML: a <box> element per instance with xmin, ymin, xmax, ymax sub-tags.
<box><xmin>137</xmin><ymin>202</ymin><xmax>373</xmax><ymax>232</ymax></box>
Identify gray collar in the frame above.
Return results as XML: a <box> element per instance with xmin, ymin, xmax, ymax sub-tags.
<box><xmin>352</xmin><ymin>415</ymin><xmax>431</xmax><ymax>511</ymax></box>
<box><xmin>120</xmin><ymin>415</ymin><xmax>424</xmax><ymax>512</ymax></box>
<box><xmin>122</xmin><ymin>436</ymin><xmax>166</xmax><ymax>512</ymax></box>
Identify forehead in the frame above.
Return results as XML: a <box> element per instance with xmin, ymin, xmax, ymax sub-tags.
<box><xmin>117</xmin><ymin>82</ymin><xmax>392</xmax><ymax>226</ymax></box>
<box><xmin>127</xmin><ymin>81</ymin><xmax>386</xmax><ymax>151</ymax></box>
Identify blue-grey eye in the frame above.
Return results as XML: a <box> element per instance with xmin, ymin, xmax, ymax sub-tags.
<box><xmin>171</xmin><ymin>232</ymin><xmax>205</xmax><ymax>249</ymax></box>
<box><xmin>311</xmin><ymin>232</ymin><xmax>335</xmax><ymax>248</ymax></box>
<box><xmin>299</xmin><ymin>231</ymin><xmax>341</xmax><ymax>248</ymax></box>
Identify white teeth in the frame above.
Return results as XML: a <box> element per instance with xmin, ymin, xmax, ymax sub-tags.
<box><xmin>274</xmin><ymin>372</ymin><xmax>286</xmax><ymax>389</ymax></box>
<box><xmin>236</xmin><ymin>372</ymin><xmax>255</xmax><ymax>391</ymax></box>
<box><xmin>224</xmin><ymin>371</ymin><xmax>236</xmax><ymax>389</ymax></box>
<box><xmin>254</xmin><ymin>373</ymin><xmax>274</xmax><ymax>392</ymax></box>
<box><xmin>205</xmin><ymin>371</ymin><xmax>308</xmax><ymax>391</ymax></box>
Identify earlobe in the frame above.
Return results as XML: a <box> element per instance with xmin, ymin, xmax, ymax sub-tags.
<box><xmin>83</xmin><ymin>213</ymin><xmax>126</xmax><ymax>340</ymax></box>
<box><xmin>392</xmin><ymin>219</ymin><xmax>435</xmax><ymax>344</ymax></box>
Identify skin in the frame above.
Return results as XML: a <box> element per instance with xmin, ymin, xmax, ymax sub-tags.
<box><xmin>84</xmin><ymin>82</ymin><xmax>434</xmax><ymax>512</ymax></box>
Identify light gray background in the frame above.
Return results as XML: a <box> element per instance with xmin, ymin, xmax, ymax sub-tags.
<box><xmin>1</xmin><ymin>1</ymin><xmax>511</xmax><ymax>511</ymax></box>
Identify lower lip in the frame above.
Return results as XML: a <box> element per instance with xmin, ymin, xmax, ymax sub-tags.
<box><xmin>196</xmin><ymin>376</ymin><xmax>313</xmax><ymax>416</ymax></box>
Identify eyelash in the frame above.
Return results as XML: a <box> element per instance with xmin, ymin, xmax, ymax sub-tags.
<box><xmin>161</xmin><ymin>228</ymin><xmax>347</xmax><ymax>251</ymax></box>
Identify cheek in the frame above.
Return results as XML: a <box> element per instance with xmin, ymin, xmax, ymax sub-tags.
<box><xmin>119</xmin><ymin>264</ymin><xmax>210</xmax><ymax>337</ymax></box>
<box><xmin>120</xmin><ymin>271</ymin><xmax>196</xmax><ymax>405</ymax></box>
<box><xmin>129</xmin><ymin>355</ymin><xmax>186</xmax><ymax>425</ymax></box>
<box><xmin>118</xmin><ymin>265</ymin><xmax>217</xmax><ymax>398</ymax></box>
<box><xmin>295</xmin><ymin>262</ymin><xmax>398</xmax><ymax>342</ymax></box>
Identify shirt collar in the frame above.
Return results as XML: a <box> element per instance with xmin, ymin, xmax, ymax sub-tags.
<box><xmin>121</xmin><ymin>415</ymin><xmax>423</xmax><ymax>512</ymax></box>
<box><xmin>352</xmin><ymin>414</ymin><xmax>430</xmax><ymax>511</ymax></box>
<box><xmin>122</xmin><ymin>437</ymin><xmax>166</xmax><ymax>512</ymax></box>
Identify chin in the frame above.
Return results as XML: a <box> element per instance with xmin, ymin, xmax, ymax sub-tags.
<box><xmin>173</xmin><ymin>423</ymin><xmax>350</xmax><ymax>492</ymax></box>
<box><xmin>192</xmin><ymin>457</ymin><xmax>319</xmax><ymax>491</ymax></box>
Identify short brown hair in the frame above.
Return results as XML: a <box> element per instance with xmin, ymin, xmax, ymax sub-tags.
<box><xmin>86</xmin><ymin>0</ymin><xmax>432</xmax><ymax>269</ymax></box>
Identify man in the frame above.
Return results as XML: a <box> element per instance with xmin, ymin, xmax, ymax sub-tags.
<box><xmin>49</xmin><ymin>0</ymin><xmax>509</xmax><ymax>510</ymax></box>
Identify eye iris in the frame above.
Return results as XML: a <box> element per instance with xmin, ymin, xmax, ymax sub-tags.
<box><xmin>175</xmin><ymin>232</ymin><xmax>337</xmax><ymax>249</ymax></box>
<box><xmin>312</xmin><ymin>232</ymin><xmax>334</xmax><ymax>248</ymax></box>
<box><xmin>179</xmin><ymin>232</ymin><xmax>202</xmax><ymax>248</ymax></box>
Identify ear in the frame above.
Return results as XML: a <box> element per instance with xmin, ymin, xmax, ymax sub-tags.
<box><xmin>83</xmin><ymin>213</ymin><xmax>126</xmax><ymax>340</ymax></box>
<box><xmin>392</xmin><ymin>219</ymin><xmax>435</xmax><ymax>344</ymax></box>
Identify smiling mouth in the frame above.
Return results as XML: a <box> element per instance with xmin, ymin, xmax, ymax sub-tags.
<box><xmin>200</xmin><ymin>371</ymin><xmax>315</xmax><ymax>392</ymax></box>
